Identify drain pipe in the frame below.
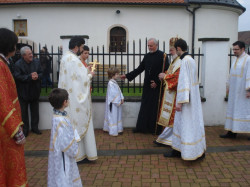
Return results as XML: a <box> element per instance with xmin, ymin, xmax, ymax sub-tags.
<box><xmin>186</xmin><ymin>3</ymin><xmax>201</xmax><ymax>57</ymax></box>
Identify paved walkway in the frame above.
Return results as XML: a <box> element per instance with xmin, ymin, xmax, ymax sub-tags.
<box><xmin>24</xmin><ymin>126</ymin><xmax>250</xmax><ymax>186</ymax></box>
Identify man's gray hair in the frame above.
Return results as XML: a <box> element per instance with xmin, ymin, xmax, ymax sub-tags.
<box><xmin>20</xmin><ymin>46</ymin><xmax>32</xmax><ymax>56</ymax></box>
<box><xmin>148</xmin><ymin>38</ymin><xmax>158</xmax><ymax>45</ymax></box>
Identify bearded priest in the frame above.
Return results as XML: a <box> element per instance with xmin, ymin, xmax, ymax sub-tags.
<box><xmin>154</xmin><ymin>37</ymin><xmax>181</xmax><ymax>147</ymax></box>
<box><xmin>164</xmin><ymin>39</ymin><xmax>206</xmax><ymax>160</ymax></box>
<box><xmin>58</xmin><ymin>37</ymin><xmax>98</xmax><ymax>163</ymax></box>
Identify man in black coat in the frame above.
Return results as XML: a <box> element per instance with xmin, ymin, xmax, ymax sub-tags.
<box><xmin>14</xmin><ymin>46</ymin><xmax>43</xmax><ymax>137</ymax></box>
<box><xmin>121</xmin><ymin>38</ymin><xmax>169</xmax><ymax>134</ymax></box>
<box><xmin>40</xmin><ymin>46</ymin><xmax>52</xmax><ymax>87</ymax></box>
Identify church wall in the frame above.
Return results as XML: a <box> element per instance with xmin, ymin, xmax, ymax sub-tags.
<box><xmin>39</xmin><ymin>101</ymin><xmax>141</xmax><ymax>130</ymax></box>
<box><xmin>0</xmin><ymin>5</ymin><xmax>191</xmax><ymax>51</ymax></box>
<box><xmin>195</xmin><ymin>6</ymin><xmax>240</xmax><ymax>50</ymax></box>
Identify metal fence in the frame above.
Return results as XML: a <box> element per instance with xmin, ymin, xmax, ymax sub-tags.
<box><xmin>15</xmin><ymin>39</ymin><xmax>205</xmax><ymax>94</ymax></box>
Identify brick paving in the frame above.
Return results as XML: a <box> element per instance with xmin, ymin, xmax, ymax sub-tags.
<box><xmin>24</xmin><ymin>126</ymin><xmax>250</xmax><ymax>186</ymax></box>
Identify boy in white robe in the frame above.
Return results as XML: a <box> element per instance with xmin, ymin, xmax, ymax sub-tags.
<box><xmin>48</xmin><ymin>88</ymin><xmax>82</xmax><ymax>187</ymax></box>
<box><xmin>103</xmin><ymin>67</ymin><xmax>124</xmax><ymax>136</ymax></box>
<box><xmin>164</xmin><ymin>39</ymin><xmax>206</xmax><ymax>161</ymax></box>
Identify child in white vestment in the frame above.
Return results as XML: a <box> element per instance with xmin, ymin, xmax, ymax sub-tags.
<box><xmin>103</xmin><ymin>67</ymin><xmax>124</xmax><ymax>136</ymax></box>
<box><xmin>48</xmin><ymin>88</ymin><xmax>82</xmax><ymax>187</ymax></box>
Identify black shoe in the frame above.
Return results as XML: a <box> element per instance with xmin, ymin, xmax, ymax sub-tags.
<box><xmin>219</xmin><ymin>131</ymin><xmax>237</xmax><ymax>139</ymax></box>
<box><xmin>153</xmin><ymin>140</ymin><xmax>162</xmax><ymax>146</ymax></box>
<box><xmin>31</xmin><ymin>129</ymin><xmax>42</xmax><ymax>135</ymax></box>
<box><xmin>77</xmin><ymin>158</ymin><xmax>91</xmax><ymax>164</ymax></box>
<box><xmin>196</xmin><ymin>153</ymin><xmax>206</xmax><ymax>161</ymax></box>
<box><xmin>163</xmin><ymin>150</ymin><xmax>181</xmax><ymax>158</ymax></box>
<box><xmin>153</xmin><ymin>140</ymin><xmax>169</xmax><ymax>147</ymax></box>
<box><xmin>132</xmin><ymin>128</ymin><xmax>139</xmax><ymax>133</ymax></box>
<box><xmin>248</xmin><ymin>137</ymin><xmax>250</xmax><ymax>141</ymax></box>
<box><xmin>23</xmin><ymin>130</ymin><xmax>29</xmax><ymax>137</ymax></box>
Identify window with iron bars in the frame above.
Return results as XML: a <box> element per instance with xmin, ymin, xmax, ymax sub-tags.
<box><xmin>109</xmin><ymin>26</ymin><xmax>126</xmax><ymax>52</ymax></box>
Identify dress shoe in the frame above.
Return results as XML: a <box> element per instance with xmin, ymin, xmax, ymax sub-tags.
<box><xmin>23</xmin><ymin>130</ymin><xmax>29</xmax><ymax>137</ymax></box>
<box><xmin>163</xmin><ymin>150</ymin><xmax>181</xmax><ymax>158</ymax></box>
<box><xmin>77</xmin><ymin>158</ymin><xmax>91</xmax><ymax>164</ymax></box>
<box><xmin>196</xmin><ymin>153</ymin><xmax>206</xmax><ymax>161</ymax></box>
<box><xmin>132</xmin><ymin>128</ymin><xmax>139</xmax><ymax>133</ymax></box>
<box><xmin>153</xmin><ymin>140</ymin><xmax>169</xmax><ymax>147</ymax></box>
<box><xmin>31</xmin><ymin>129</ymin><xmax>42</xmax><ymax>135</ymax></box>
<box><xmin>153</xmin><ymin>140</ymin><xmax>162</xmax><ymax>146</ymax></box>
<box><xmin>219</xmin><ymin>131</ymin><xmax>237</xmax><ymax>139</ymax></box>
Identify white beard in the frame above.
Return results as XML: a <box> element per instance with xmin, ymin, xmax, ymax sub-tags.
<box><xmin>172</xmin><ymin>54</ymin><xmax>178</xmax><ymax>60</ymax></box>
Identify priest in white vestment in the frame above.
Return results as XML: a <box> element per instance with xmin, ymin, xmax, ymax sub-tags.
<box><xmin>220</xmin><ymin>41</ymin><xmax>250</xmax><ymax>139</ymax></box>
<box><xmin>103</xmin><ymin>67</ymin><xmax>124</xmax><ymax>136</ymax></box>
<box><xmin>154</xmin><ymin>37</ymin><xmax>181</xmax><ymax>147</ymax></box>
<box><xmin>58</xmin><ymin>37</ymin><xmax>98</xmax><ymax>162</ymax></box>
<box><xmin>164</xmin><ymin>39</ymin><xmax>206</xmax><ymax>160</ymax></box>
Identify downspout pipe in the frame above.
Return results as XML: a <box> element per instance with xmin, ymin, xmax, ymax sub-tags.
<box><xmin>186</xmin><ymin>3</ymin><xmax>201</xmax><ymax>57</ymax></box>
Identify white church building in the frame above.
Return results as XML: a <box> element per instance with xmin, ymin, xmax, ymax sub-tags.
<box><xmin>0</xmin><ymin>0</ymin><xmax>247</xmax><ymax>129</ymax></box>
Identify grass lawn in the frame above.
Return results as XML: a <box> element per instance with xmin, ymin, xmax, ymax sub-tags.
<box><xmin>41</xmin><ymin>87</ymin><xmax>143</xmax><ymax>97</ymax></box>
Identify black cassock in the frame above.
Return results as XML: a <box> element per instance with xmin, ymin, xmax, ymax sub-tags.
<box><xmin>126</xmin><ymin>50</ymin><xmax>169</xmax><ymax>134</ymax></box>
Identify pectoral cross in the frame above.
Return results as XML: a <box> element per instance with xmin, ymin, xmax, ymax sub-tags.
<box><xmin>89</xmin><ymin>59</ymin><xmax>100</xmax><ymax>72</ymax></box>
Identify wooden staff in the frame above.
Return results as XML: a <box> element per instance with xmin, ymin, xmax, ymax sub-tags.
<box><xmin>154</xmin><ymin>53</ymin><xmax>167</xmax><ymax>135</ymax></box>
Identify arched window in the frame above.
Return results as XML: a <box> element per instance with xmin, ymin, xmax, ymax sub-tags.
<box><xmin>110</xmin><ymin>26</ymin><xmax>126</xmax><ymax>52</ymax></box>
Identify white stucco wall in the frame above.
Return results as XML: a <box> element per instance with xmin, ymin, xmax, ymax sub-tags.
<box><xmin>39</xmin><ymin>101</ymin><xmax>140</xmax><ymax>130</ymax></box>
<box><xmin>195</xmin><ymin>6</ymin><xmax>240</xmax><ymax>49</ymax></box>
<box><xmin>0</xmin><ymin>4</ymin><xmax>242</xmax><ymax>52</ymax></box>
<box><xmin>0</xmin><ymin>5</ymin><xmax>191</xmax><ymax>51</ymax></box>
<box><xmin>200</xmin><ymin>40</ymin><xmax>229</xmax><ymax>125</ymax></box>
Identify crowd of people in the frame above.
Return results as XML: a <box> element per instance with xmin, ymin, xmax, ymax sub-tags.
<box><xmin>1</xmin><ymin>27</ymin><xmax>249</xmax><ymax>186</ymax></box>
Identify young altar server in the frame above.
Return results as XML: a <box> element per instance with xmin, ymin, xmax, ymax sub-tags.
<box><xmin>47</xmin><ymin>88</ymin><xmax>82</xmax><ymax>187</ymax></box>
<box><xmin>103</xmin><ymin>67</ymin><xmax>124</xmax><ymax>136</ymax></box>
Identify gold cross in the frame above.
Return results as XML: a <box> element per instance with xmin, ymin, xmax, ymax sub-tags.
<box><xmin>89</xmin><ymin>59</ymin><xmax>100</xmax><ymax>72</ymax></box>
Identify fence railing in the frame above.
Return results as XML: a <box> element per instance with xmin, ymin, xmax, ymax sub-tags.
<box><xmin>14</xmin><ymin>39</ymin><xmax>206</xmax><ymax>94</ymax></box>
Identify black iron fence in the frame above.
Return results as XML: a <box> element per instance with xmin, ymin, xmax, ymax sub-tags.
<box><xmin>15</xmin><ymin>39</ymin><xmax>206</xmax><ymax>94</ymax></box>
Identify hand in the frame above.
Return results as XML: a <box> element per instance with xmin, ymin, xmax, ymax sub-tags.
<box><xmin>176</xmin><ymin>103</ymin><xmax>182</xmax><ymax>111</ymax></box>
<box><xmin>16</xmin><ymin>138</ymin><xmax>26</xmax><ymax>145</ymax></box>
<box><xmin>121</xmin><ymin>99</ymin><xmax>124</xmax><ymax>104</ymax></box>
<box><xmin>226</xmin><ymin>86</ymin><xmax>229</xmax><ymax>96</ymax></box>
<box><xmin>150</xmin><ymin>80</ymin><xmax>157</xmax><ymax>89</ymax></box>
<box><xmin>87</xmin><ymin>65</ymin><xmax>93</xmax><ymax>72</ymax></box>
<box><xmin>90</xmin><ymin>71</ymin><xmax>95</xmax><ymax>77</ymax></box>
<box><xmin>158</xmin><ymin>73</ymin><xmax>166</xmax><ymax>80</ymax></box>
<box><xmin>246</xmin><ymin>91</ymin><xmax>250</xmax><ymax>98</ymax></box>
<box><xmin>120</xmin><ymin>75</ymin><xmax>126</xmax><ymax>80</ymax></box>
<box><xmin>31</xmin><ymin>72</ymin><xmax>38</xmax><ymax>80</ymax></box>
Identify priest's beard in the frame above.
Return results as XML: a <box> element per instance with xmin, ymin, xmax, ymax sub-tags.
<box><xmin>76</xmin><ymin>49</ymin><xmax>82</xmax><ymax>56</ymax></box>
<box><xmin>172</xmin><ymin>54</ymin><xmax>178</xmax><ymax>60</ymax></box>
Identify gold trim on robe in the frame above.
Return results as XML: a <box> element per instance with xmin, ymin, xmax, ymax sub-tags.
<box><xmin>158</xmin><ymin>57</ymin><xmax>181</xmax><ymax>127</ymax></box>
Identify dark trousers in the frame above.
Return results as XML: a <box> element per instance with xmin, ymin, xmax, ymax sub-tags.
<box><xmin>42</xmin><ymin>74</ymin><xmax>52</xmax><ymax>87</ymax></box>
<box><xmin>19</xmin><ymin>98</ymin><xmax>39</xmax><ymax>134</ymax></box>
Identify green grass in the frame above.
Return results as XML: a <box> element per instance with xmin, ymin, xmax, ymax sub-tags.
<box><xmin>91</xmin><ymin>87</ymin><xmax>143</xmax><ymax>96</ymax></box>
<box><xmin>41</xmin><ymin>87</ymin><xmax>143</xmax><ymax>97</ymax></box>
